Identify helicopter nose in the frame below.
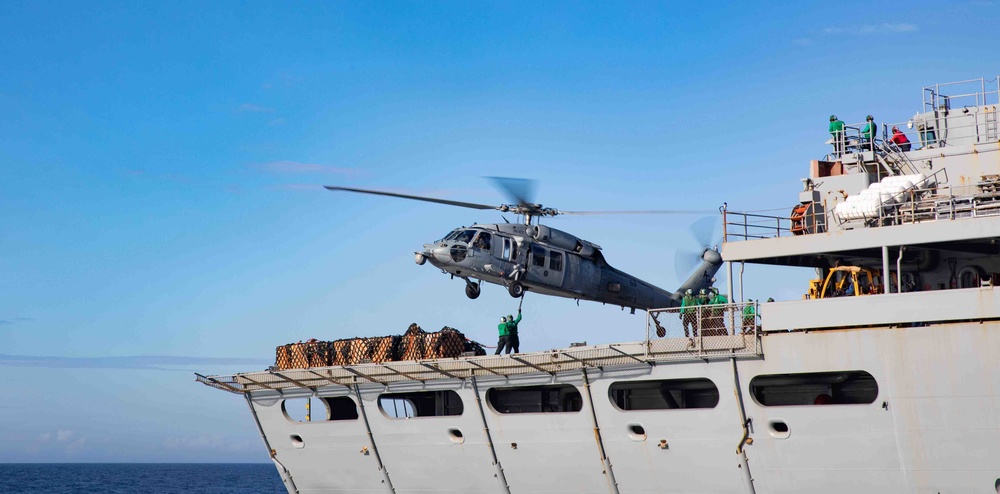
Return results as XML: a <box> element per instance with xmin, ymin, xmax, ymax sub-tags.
<box><xmin>425</xmin><ymin>243</ymin><xmax>451</xmax><ymax>264</ymax></box>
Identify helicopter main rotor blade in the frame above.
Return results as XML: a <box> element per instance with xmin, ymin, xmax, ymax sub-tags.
<box><xmin>486</xmin><ymin>177</ymin><xmax>536</xmax><ymax>207</ymax></box>
<box><xmin>324</xmin><ymin>186</ymin><xmax>498</xmax><ymax>211</ymax></box>
<box><xmin>557</xmin><ymin>209</ymin><xmax>717</xmax><ymax>216</ymax></box>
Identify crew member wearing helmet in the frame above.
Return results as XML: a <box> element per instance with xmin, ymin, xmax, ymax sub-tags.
<box><xmin>862</xmin><ymin>115</ymin><xmax>878</xmax><ymax>152</ymax></box>
<box><xmin>680</xmin><ymin>288</ymin><xmax>697</xmax><ymax>337</ymax></box>
<box><xmin>889</xmin><ymin>126</ymin><xmax>911</xmax><ymax>152</ymax></box>
<box><xmin>829</xmin><ymin>115</ymin><xmax>845</xmax><ymax>156</ymax></box>
<box><xmin>506</xmin><ymin>310</ymin><xmax>522</xmax><ymax>353</ymax></box>
<box><xmin>704</xmin><ymin>287</ymin><xmax>729</xmax><ymax>336</ymax></box>
<box><xmin>742</xmin><ymin>299</ymin><xmax>757</xmax><ymax>333</ymax></box>
<box><xmin>494</xmin><ymin>316</ymin><xmax>511</xmax><ymax>355</ymax></box>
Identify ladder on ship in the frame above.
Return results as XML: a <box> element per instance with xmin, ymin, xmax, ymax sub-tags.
<box><xmin>874</xmin><ymin>141</ymin><xmax>919</xmax><ymax>176</ymax></box>
<box><xmin>986</xmin><ymin>106</ymin><xmax>998</xmax><ymax>141</ymax></box>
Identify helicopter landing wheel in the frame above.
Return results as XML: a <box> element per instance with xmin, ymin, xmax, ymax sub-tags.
<box><xmin>508</xmin><ymin>281</ymin><xmax>524</xmax><ymax>298</ymax></box>
<box><xmin>465</xmin><ymin>283</ymin><xmax>481</xmax><ymax>300</ymax></box>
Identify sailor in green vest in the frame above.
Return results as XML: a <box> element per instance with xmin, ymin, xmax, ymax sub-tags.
<box><xmin>710</xmin><ymin>287</ymin><xmax>728</xmax><ymax>305</ymax></box>
<box><xmin>680</xmin><ymin>288</ymin><xmax>697</xmax><ymax>337</ymax></box>
<box><xmin>706</xmin><ymin>287</ymin><xmax>728</xmax><ymax>335</ymax></box>
<box><xmin>829</xmin><ymin>115</ymin><xmax>845</xmax><ymax>156</ymax></box>
<box><xmin>494</xmin><ymin>316</ymin><xmax>511</xmax><ymax>355</ymax></box>
<box><xmin>742</xmin><ymin>299</ymin><xmax>756</xmax><ymax>333</ymax></box>
<box><xmin>506</xmin><ymin>310</ymin><xmax>522</xmax><ymax>353</ymax></box>
<box><xmin>693</xmin><ymin>288</ymin><xmax>710</xmax><ymax>336</ymax></box>
<box><xmin>862</xmin><ymin>115</ymin><xmax>877</xmax><ymax>152</ymax></box>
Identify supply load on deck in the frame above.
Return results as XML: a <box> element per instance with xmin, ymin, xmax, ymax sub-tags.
<box><xmin>274</xmin><ymin>324</ymin><xmax>487</xmax><ymax>370</ymax></box>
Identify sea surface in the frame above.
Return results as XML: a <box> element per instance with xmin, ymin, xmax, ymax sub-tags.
<box><xmin>0</xmin><ymin>463</ymin><xmax>285</xmax><ymax>494</ymax></box>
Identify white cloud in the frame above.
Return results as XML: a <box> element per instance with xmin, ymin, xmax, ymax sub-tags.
<box><xmin>237</xmin><ymin>103</ymin><xmax>275</xmax><ymax>113</ymax></box>
<box><xmin>56</xmin><ymin>429</ymin><xmax>74</xmax><ymax>442</ymax></box>
<box><xmin>0</xmin><ymin>317</ymin><xmax>31</xmax><ymax>325</ymax></box>
<box><xmin>822</xmin><ymin>23</ymin><xmax>917</xmax><ymax>35</ymax></box>
<box><xmin>254</xmin><ymin>161</ymin><xmax>361</xmax><ymax>176</ymax></box>
<box><xmin>792</xmin><ymin>38</ymin><xmax>813</xmax><ymax>46</ymax></box>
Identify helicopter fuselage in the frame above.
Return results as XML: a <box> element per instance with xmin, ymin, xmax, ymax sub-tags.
<box><xmin>416</xmin><ymin>223</ymin><xmax>681</xmax><ymax>311</ymax></box>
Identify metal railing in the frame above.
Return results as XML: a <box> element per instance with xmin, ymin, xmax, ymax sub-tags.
<box><xmin>874</xmin><ymin>139</ymin><xmax>919</xmax><ymax>175</ymax></box>
<box><xmin>923</xmin><ymin>76</ymin><xmax>1000</xmax><ymax>112</ymax></box>
<box><xmin>196</xmin><ymin>304</ymin><xmax>766</xmax><ymax>395</ymax></box>
<box><xmin>882</xmin><ymin>113</ymin><xmax>1000</xmax><ymax>149</ymax></box>
<box><xmin>645</xmin><ymin>303</ymin><xmax>761</xmax><ymax>361</ymax></box>
<box><xmin>873</xmin><ymin>168</ymin><xmax>949</xmax><ymax>226</ymax></box>
<box><xmin>723</xmin><ymin>210</ymin><xmax>793</xmax><ymax>242</ymax></box>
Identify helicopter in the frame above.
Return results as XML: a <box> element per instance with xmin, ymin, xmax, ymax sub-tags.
<box><xmin>324</xmin><ymin>178</ymin><xmax>724</xmax><ymax>313</ymax></box>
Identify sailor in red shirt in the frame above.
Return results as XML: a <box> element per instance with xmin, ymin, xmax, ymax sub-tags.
<box><xmin>889</xmin><ymin>126</ymin><xmax>911</xmax><ymax>152</ymax></box>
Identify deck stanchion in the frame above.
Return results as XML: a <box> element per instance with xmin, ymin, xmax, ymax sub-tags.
<box><xmin>244</xmin><ymin>393</ymin><xmax>300</xmax><ymax>494</ymax></box>
<box><xmin>354</xmin><ymin>383</ymin><xmax>397</xmax><ymax>493</ymax></box>
<box><xmin>581</xmin><ymin>368</ymin><xmax>620</xmax><ymax>494</ymax></box>
<box><xmin>731</xmin><ymin>358</ymin><xmax>757</xmax><ymax>494</ymax></box>
<box><xmin>470</xmin><ymin>376</ymin><xmax>512</xmax><ymax>494</ymax></box>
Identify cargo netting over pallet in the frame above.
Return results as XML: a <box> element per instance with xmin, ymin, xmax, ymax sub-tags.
<box><xmin>274</xmin><ymin>324</ymin><xmax>487</xmax><ymax>370</ymax></box>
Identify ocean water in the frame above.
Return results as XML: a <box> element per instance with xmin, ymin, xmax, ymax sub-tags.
<box><xmin>0</xmin><ymin>463</ymin><xmax>285</xmax><ymax>494</ymax></box>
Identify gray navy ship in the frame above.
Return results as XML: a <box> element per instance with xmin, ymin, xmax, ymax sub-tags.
<box><xmin>198</xmin><ymin>76</ymin><xmax>1000</xmax><ymax>493</ymax></box>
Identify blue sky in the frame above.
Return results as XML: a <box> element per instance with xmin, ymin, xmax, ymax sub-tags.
<box><xmin>2</xmin><ymin>1</ymin><xmax>998</xmax><ymax>462</ymax></box>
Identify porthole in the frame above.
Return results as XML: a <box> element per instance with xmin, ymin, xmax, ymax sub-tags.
<box><xmin>627</xmin><ymin>424</ymin><xmax>647</xmax><ymax>441</ymax></box>
<box><xmin>768</xmin><ymin>420</ymin><xmax>790</xmax><ymax>439</ymax></box>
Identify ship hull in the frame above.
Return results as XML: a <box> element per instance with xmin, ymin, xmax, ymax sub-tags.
<box><xmin>247</xmin><ymin>320</ymin><xmax>1000</xmax><ymax>493</ymax></box>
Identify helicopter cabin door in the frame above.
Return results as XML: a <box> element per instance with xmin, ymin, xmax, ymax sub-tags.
<box><xmin>525</xmin><ymin>244</ymin><xmax>565</xmax><ymax>288</ymax></box>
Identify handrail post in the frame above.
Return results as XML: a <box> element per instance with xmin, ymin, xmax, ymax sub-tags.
<box><xmin>722</xmin><ymin>204</ymin><xmax>728</xmax><ymax>243</ymax></box>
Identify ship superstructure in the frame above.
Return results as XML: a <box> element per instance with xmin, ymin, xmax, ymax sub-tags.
<box><xmin>198</xmin><ymin>77</ymin><xmax>1000</xmax><ymax>493</ymax></box>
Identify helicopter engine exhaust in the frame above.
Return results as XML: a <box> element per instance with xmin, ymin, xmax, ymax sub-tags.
<box><xmin>526</xmin><ymin>225</ymin><xmax>598</xmax><ymax>258</ymax></box>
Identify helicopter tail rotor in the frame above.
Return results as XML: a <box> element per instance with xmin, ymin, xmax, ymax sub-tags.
<box><xmin>673</xmin><ymin>216</ymin><xmax>723</xmax><ymax>282</ymax></box>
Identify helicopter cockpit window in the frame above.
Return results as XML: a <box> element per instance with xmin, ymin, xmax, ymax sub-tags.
<box><xmin>473</xmin><ymin>232</ymin><xmax>492</xmax><ymax>250</ymax></box>
<box><xmin>549</xmin><ymin>251</ymin><xmax>563</xmax><ymax>271</ymax></box>
<box><xmin>455</xmin><ymin>230</ymin><xmax>476</xmax><ymax>244</ymax></box>
<box><xmin>531</xmin><ymin>245</ymin><xmax>546</xmax><ymax>267</ymax></box>
<box><xmin>502</xmin><ymin>238</ymin><xmax>512</xmax><ymax>260</ymax></box>
<box><xmin>441</xmin><ymin>230</ymin><xmax>461</xmax><ymax>241</ymax></box>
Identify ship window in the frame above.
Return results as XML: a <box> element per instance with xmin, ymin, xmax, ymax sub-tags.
<box><xmin>609</xmin><ymin>378</ymin><xmax>719</xmax><ymax>411</ymax></box>
<box><xmin>750</xmin><ymin>370</ymin><xmax>878</xmax><ymax>407</ymax></box>
<box><xmin>487</xmin><ymin>384</ymin><xmax>582</xmax><ymax>414</ymax></box>
<box><xmin>378</xmin><ymin>390</ymin><xmax>463</xmax><ymax>418</ymax></box>
<box><xmin>549</xmin><ymin>251</ymin><xmax>563</xmax><ymax>271</ymax></box>
<box><xmin>281</xmin><ymin>398</ymin><xmax>329</xmax><ymax>422</ymax></box>
<box><xmin>324</xmin><ymin>397</ymin><xmax>359</xmax><ymax>421</ymax></box>
<box><xmin>531</xmin><ymin>245</ymin><xmax>546</xmax><ymax>267</ymax></box>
